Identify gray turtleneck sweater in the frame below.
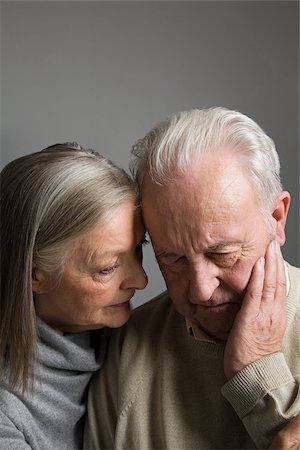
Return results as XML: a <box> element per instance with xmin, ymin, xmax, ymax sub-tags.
<box><xmin>0</xmin><ymin>318</ymin><xmax>109</xmax><ymax>449</ymax></box>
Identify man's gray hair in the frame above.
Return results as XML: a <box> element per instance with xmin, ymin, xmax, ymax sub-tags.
<box><xmin>0</xmin><ymin>142</ymin><xmax>136</xmax><ymax>391</ymax></box>
<box><xmin>131</xmin><ymin>107</ymin><xmax>282</xmax><ymax>214</ymax></box>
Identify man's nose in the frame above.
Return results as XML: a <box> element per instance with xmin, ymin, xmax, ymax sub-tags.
<box><xmin>188</xmin><ymin>264</ymin><xmax>220</xmax><ymax>303</ymax></box>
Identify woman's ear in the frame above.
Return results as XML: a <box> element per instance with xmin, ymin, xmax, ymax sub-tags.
<box><xmin>272</xmin><ymin>191</ymin><xmax>291</xmax><ymax>246</ymax></box>
<box><xmin>32</xmin><ymin>265</ymin><xmax>49</xmax><ymax>294</ymax></box>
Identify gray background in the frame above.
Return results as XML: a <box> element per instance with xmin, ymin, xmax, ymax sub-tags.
<box><xmin>1</xmin><ymin>0</ymin><xmax>299</xmax><ymax>307</ymax></box>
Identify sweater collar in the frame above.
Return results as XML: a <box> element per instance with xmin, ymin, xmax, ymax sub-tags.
<box><xmin>36</xmin><ymin>317</ymin><xmax>109</xmax><ymax>372</ymax></box>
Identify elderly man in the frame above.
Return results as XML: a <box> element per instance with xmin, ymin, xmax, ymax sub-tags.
<box><xmin>86</xmin><ymin>108</ymin><xmax>300</xmax><ymax>449</ymax></box>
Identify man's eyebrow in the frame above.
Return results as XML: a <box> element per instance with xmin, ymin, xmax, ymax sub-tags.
<box><xmin>155</xmin><ymin>251</ymin><xmax>180</xmax><ymax>260</ymax></box>
<box><xmin>156</xmin><ymin>242</ymin><xmax>242</xmax><ymax>259</ymax></box>
<box><xmin>206</xmin><ymin>242</ymin><xmax>241</xmax><ymax>251</ymax></box>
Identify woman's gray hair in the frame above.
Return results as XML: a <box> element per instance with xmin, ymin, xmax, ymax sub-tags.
<box><xmin>0</xmin><ymin>142</ymin><xmax>136</xmax><ymax>391</ymax></box>
<box><xmin>131</xmin><ymin>107</ymin><xmax>282</xmax><ymax>215</ymax></box>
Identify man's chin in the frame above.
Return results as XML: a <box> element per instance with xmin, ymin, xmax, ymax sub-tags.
<box><xmin>193</xmin><ymin>303</ymin><xmax>241</xmax><ymax>341</ymax></box>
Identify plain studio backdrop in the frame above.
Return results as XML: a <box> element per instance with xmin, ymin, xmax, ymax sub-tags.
<box><xmin>0</xmin><ymin>0</ymin><xmax>299</xmax><ymax>307</ymax></box>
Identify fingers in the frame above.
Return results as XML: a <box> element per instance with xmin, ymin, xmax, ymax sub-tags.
<box><xmin>243</xmin><ymin>239</ymin><xmax>286</xmax><ymax>316</ymax></box>
<box><xmin>260</xmin><ymin>239</ymin><xmax>287</xmax><ymax>316</ymax></box>
<box><xmin>262</xmin><ymin>240</ymin><xmax>277</xmax><ymax>305</ymax></box>
<box><xmin>264</xmin><ymin>239</ymin><xmax>286</xmax><ymax>302</ymax></box>
<box><xmin>273</xmin><ymin>238</ymin><xmax>287</xmax><ymax>306</ymax></box>
<box><xmin>224</xmin><ymin>239</ymin><xmax>287</xmax><ymax>378</ymax></box>
<box><xmin>241</xmin><ymin>256</ymin><xmax>265</xmax><ymax>316</ymax></box>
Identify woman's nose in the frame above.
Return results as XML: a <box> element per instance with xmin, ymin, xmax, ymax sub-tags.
<box><xmin>122</xmin><ymin>258</ymin><xmax>148</xmax><ymax>290</ymax></box>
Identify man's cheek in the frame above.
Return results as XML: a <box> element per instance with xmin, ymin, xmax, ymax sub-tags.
<box><xmin>231</xmin><ymin>261</ymin><xmax>255</xmax><ymax>294</ymax></box>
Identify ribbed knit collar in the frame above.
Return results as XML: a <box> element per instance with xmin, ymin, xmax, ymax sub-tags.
<box><xmin>36</xmin><ymin>317</ymin><xmax>109</xmax><ymax>373</ymax></box>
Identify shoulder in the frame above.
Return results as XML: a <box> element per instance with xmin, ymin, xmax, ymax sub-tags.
<box><xmin>283</xmin><ymin>262</ymin><xmax>300</xmax><ymax>366</ymax></box>
<box><xmin>132</xmin><ymin>291</ymin><xmax>173</xmax><ymax>321</ymax></box>
<box><xmin>285</xmin><ymin>261</ymin><xmax>300</xmax><ymax>314</ymax></box>
<box><xmin>286</xmin><ymin>262</ymin><xmax>300</xmax><ymax>287</ymax></box>
<box><xmin>0</xmin><ymin>386</ymin><xmax>26</xmax><ymax>435</ymax></box>
<box><xmin>108</xmin><ymin>292</ymin><xmax>184</xmax><ymax>359</ymax></box>
<box><xmin>0</xmin><ymin>388</ymin><xmax>36</xmax><ymax>448</ymax></box>
<box><xmin>122</xmin><ymin>292</ymin><xmax>181</xmax><ymax>340</ymax></box>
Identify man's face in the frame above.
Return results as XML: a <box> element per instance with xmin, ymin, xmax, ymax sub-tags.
<box><xmin>142</xmin><ymin>153</ymin><xmax>276</xmax><ymax>341</ymax></box>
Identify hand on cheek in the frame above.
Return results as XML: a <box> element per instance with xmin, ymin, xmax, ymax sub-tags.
<box><xmin>224</xmin><ymin>239</ymin><xmax>287</xmax><ymax>379</ymax></box>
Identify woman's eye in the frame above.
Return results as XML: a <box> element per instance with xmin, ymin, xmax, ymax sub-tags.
<box><xmin>136</xmin><ymin>236</ymin><xmax>149</xmax><ymax>261</ymax></box>
<box><xmin>138</xmin><ymin>236</ymin><xmax>150</xmax><ymax>251</ymax></box>
<box><xmin>100</xmin><ymin>264</ymin><xmax>118</xmax><ymax>275</ymax></box>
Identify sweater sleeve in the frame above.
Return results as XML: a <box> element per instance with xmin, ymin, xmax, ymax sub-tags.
<box><xmin>221</xmin><ymin>352</ymin><xmax>300</xmax><ymax>449</ymax></box>
<box><xmin>0</xmin><ymin>409</ymin><xmax>32</xmax><ymax>449</ymax></box>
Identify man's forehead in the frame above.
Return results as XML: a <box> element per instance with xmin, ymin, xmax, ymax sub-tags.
<box><xmin>141</xmin><ymin>165</ymin><xmax>264</xmax><ymax>254</ymax></box>
<box><xmin>142</xmin><ymin>170</ymin><xmax>254</xmax><ymax>217</ymax></box>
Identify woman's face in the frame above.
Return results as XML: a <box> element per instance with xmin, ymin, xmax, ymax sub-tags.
<box><xmin>33</xmin><ymin>201</ymin><xmax>148</xmax><ymax>334</ymax></box>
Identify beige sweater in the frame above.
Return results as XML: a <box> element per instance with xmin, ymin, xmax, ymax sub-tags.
<box><xmin>85</xmin><ymin>263</ymin><xmax>300</xmax><ymax>450</ymax></box>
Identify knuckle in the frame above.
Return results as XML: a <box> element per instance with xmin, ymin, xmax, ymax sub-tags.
<box><xmin>278</xmin><ymin>279</ymin><xmax>287</xmax><ymax>290</ymax></box>
<box><xmin>263</xmin><ymin>282</ymin><xmax>276</xmax><ymax>298</ymax></box>
<box><xmin>248</xmin><ymin>290</ymin><xmax>263</xmax><ymax>301</ymax></box>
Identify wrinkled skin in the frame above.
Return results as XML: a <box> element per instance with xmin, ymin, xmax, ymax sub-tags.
<box><xmin>142</xmin><ymin>151</ymin><xmax>290</xmax><ymax>377</ymax></box>
<box><xmin>33</xmin><ymin>201</ymin><xmax>148</xmax><ymax>334</ymax></box>
<box><xmin>270</xmin><ymin>415</ymin><xmax>300</xmax><ymax>450</ymax></box>
<box><xmin>224</xmin><ymin>237</ymin><xmax>287</xmax><ymax>378</ymax></box>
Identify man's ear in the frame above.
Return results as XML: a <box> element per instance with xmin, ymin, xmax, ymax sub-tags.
<box><xmin>32</xmin><ymin>266</ymin><xmax>49</xmax><ymax>294</ymax></box>
<box><xmin>272</xmin><ymin>191</ymin><xmax>291</xmax><ymax>246</ymax></box>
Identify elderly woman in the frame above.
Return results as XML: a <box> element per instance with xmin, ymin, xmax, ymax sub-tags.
<box><xmin>0</xmin><ymin>143</ymin><xmax>148</xmax><ymax>449</ymax></box>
